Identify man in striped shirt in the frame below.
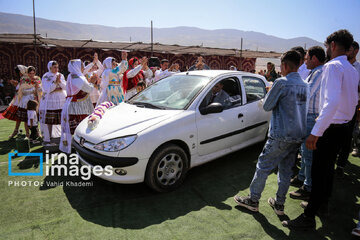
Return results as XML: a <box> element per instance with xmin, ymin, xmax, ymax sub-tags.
<box><xmin>289</xmin><ymin>46</ymin><xmax>325</xmax><ymax>200</ymax></box>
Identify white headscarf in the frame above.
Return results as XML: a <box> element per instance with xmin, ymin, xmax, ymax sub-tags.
<box><xmin>17</xmin><ymin>65</ymin><xmax>28</xmax><ymax>76</ymax></box>
<box><xmin>60</xmin><ymin>59</ymin><xmax>85</xmax><ymax>154</ymax></box>
<box><xmin>103</xmin><ymin>57</ymin><xmax>113</xmax><ymax>69</ymax></box>
<box><xmin>101</xmin><ymin>57</ymin><xmax>114</xmax><ymax>79</ymax></box>
<box><xmin>47</xmin><ymin>61</ymin><xmax>56</xmax><ymax>72</ymax></box>
<box><xmin>66</xmin><ymin>59</ymin><xmax>85</xmax><ymax>96</ymax></box>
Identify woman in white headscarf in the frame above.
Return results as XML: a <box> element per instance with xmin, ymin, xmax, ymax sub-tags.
<box><xmin>39</xmin><ymin>61</ymin><xmax>66</xmax><ymax>145</ymax></box>
<box><xmin>83</xmin><ymin>53</ymin><xmax>104</xmax><ymax>107</ymax></box>
<box><xmin>96</xmin><ymin>51</ymin><xmax>128</xmax><ymax>106</ymax></box>
<box><xmin>60</xmin><ymin>59</ymin><xmax>95</xmax><ymax>153</ymax></box>
<box><xmin>3</xmin><ymin>65</ymin><xmax>40</xmax><ymax>139</ymax></box>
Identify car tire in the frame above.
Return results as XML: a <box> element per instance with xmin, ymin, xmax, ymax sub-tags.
<box><xmin>145</xmin><ymin>144</ymin><xmax>189</xmax><ymax>192</ymax></box>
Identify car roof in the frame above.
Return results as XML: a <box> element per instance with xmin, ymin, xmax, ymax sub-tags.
<box><xmin>176</xmin><ymin>70</ymin><xmax>266</xmax><ymax>80</ymax></box>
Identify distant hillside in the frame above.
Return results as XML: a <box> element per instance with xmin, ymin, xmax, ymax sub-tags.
<box><xmin>0</xmin><ymin>12</ymin><xmax>323</xmax><ymax>53</ymax></box>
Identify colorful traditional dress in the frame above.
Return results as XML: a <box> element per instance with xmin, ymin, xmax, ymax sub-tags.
<box><xmin>3</xmin><ymin>71</ymin><xmax>41</xmax><ymax>122</ymax></box>
<box><xmin>2</xmin><ymin>65</ymin><xmax>27</xmax><ymax>121</ymax></box>
<box><xmin>84</xmin><ymin>59</ymin><xmax>104</xmax><ymax>106</ymax></box>
<box><xmin>97</xmin><ymin>57</ymin><xmax>127</xmax><ymax>106</ymax></box>
<box><xmin>60</xmin><ymin>59</ymin><xmax>94</xmax><ymax>153</ymax></box>
<box><xmin>39</xmin><ymin>61</ymin><xmax>67</xmax><ymax>125</ymax></box>
<box><xmin>123</xmin><ymin>57</ymin><xmax>152</xmax><ymax>100</ymax></box>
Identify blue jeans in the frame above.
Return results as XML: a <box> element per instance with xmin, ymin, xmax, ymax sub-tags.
<box><xmin>249</xmin><ymin>138</ymin><xmax>301</xmax><ymax>205</ymax></box>
<box><xmin>298</xmin><ymin>113</ymin><xmax>317</xmax><ymax>191</ymax></box>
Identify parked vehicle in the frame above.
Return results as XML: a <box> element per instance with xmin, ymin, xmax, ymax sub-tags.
<box><xmin>73</xmin><ymin>70</ymin><xmax>271</xmax><ymax>192</ymax></box>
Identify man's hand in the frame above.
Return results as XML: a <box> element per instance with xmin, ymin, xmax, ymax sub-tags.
<box><xmin>306</xmin><ymin>134</ymin><xmax>319</xmax><ymax>150</ymax></box>
<box><xmin>9</xmin><ymin>80</ymin><xmax>18</xmax><ymax>87</ymax></box>
<box><xmin>121</xmin><ymin>51</ymin><xmax>128</xmax><ymax>61</ymax></box>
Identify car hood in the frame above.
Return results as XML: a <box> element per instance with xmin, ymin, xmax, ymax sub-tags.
<box><xmin>75</xmin><ymin>103</ymin><xmax>182</xmax><ymax>144</ymax></box>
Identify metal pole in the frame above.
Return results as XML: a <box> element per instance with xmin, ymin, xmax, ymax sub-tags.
<box><xmin>240</xmin><ymin>38</ymin><xmax>243</xmax><ymax>70</ymax></box>
<box><xmin>151</xmin><ymin>20</ymin><xmax>153</xmax><ymax>57</ymax></box>
<box><xmin>33</xmin><ymin>0</ymin><xmax>37</xmax><ymax>68</ymax></box>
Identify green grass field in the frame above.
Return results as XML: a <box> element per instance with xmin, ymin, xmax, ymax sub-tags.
<box><xmin>0</xmin><ymin>118</ymin><xmax>359</xmax><ymax>240</ymax></box>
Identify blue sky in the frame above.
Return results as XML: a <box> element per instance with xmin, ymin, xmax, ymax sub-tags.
<box><xmin>0</xmin><ymin>0</ymin><xmax>359</xmax><ymax>43</ymax></box>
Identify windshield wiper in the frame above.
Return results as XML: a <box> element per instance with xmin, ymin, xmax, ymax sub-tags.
<box><xmin>132</xmin><ymin>102</ymin><xmax>165</xmax><ymax>109</ymax></box>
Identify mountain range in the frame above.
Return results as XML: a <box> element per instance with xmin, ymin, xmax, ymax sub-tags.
<box><xmin>0</xmin><ymin>12</ymin><xmax>323</xmax><ymax>53</ymax></box>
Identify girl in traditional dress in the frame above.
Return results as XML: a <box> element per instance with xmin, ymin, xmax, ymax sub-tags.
<box><xmin>3</xmin><ymin>65</ymin><xmax>28</xmax><ymax>138</ymax></box>
<box><xmin>97</xmin><ymin>51</ymin><xmax>128</xmax><ymax>106</ymax></box>
<box><xmin>83</xmin><ymin>53</ymin><xmax>104</xmax><ymax>107</ymax></box>
<box><xmin>39</xmin><ymin>61</ymin><xmax>67</xmax><ymax>145</ymax></box>
<box><xmin>60</xmin><ymin>59</ymin><xmax>95</xmax><ymax>153</ymax></box>
<box><xmin>3</xmin><ymin>66</ymin><xmax>41</xmax><ymax>138</ymax></box>
<box><xmin>123</xmin><ymin>56</ymin><xmax>152</xmax><ymax>100</ymax></box>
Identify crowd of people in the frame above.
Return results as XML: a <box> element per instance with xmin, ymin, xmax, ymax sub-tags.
<box><xmin>2</xmin><ymin>28</ymin><xmax>360</xmax><ymax>235</ymax></box>
<box><xmin>233</xmin><ymin>29</ymin><xmax>360</xmax><ymax>236</ymax></box>
<box><xmin>1</xmin><ymin>54</ymin><xmax>208</xmax><ymax>149</ymax></box>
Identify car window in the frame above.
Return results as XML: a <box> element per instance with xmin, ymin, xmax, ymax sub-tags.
<box><xmin>200</xmin><ymin>77</ymin><xmax>242</xmax><ymax>110</ymax></box>
<box><xmin>129</xmin><ymin>75</ymin><xmax>210</xmax><ymax>110</ymax></box>
<box><xmin>242</xmin><ymin>76</ymin><xmax>267</xmax><ymax>103</ymax></box>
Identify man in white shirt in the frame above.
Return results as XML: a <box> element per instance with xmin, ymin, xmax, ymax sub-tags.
<box><xmin>283</xmin><ymin>29</ymin><xmax>359</xmax><ymax>230</ymax></box>
<box><xmin>289</xmin><ymin>46</ymin><xmax>325</xmax><ymax>200</ymax></box>
<box><xmin>336</xmin><ymin>41</ymin><xmax>360</xmax><ymax>176</ymax></box>
<box><xmin>292</xmin><ymin>46</ymin><xmax>310</xmax><ymax>80</ymax></box>
<box><xmin>154</xmin><ymin>59</ymin><xmax>176</xmax><ymax>82</ymax></box>
<box><xmin>348</xmin><ymin>41</ymin><xmax>360</xmax><ymax>157</ymax></box>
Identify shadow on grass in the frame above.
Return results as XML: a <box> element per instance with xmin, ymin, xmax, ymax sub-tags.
<box><xmin>38</xmin><ymin>143</ymin><xmax>262</xmax><ymax>229</ymax></box>
<box><xmin>0</xmin><ymin>139</ymin><xmax>15</xmax><ymax>155</ymax></box>
<box><xmin>37</xmin><ymin>143</ymin><xmax>360</xmax><ymax>239</ymax></box>
<box><xmin>287</xmin><ymin>160</ymin><xmax>360</xmax><ymax>240</ymax></box>
<box><xmin>16</xmin><ymin>147</ymin><xmax>46</xmax><ymax>169</ymax></box>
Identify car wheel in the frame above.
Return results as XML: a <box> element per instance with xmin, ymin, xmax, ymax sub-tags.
<box><xmin>145</xmin><ymin>144</ymin><xmax>189</xmax><ymax>192</ymax></box>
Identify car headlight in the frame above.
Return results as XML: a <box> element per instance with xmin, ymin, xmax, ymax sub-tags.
<box><xmin>93</xmin><ymin>135</ymin><xmax>137</xmax><ymax>152</ymax></box>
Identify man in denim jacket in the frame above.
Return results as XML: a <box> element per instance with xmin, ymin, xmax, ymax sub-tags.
<box><xmin>234</xmin><ymin>50</ymin><xmax>309</xmax><ymax>215</ymax></box>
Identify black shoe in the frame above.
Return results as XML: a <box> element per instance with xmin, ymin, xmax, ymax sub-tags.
<box><xmin>268</xmin><ymin>197</ymin><xmax>284</xmax><ymax>215</ymax></box>
<box><xmin>290</xmin><ymin>176</ymin><xmax>303</xmax><ymax>188</ymax></box>
<box><xmin>234</xmin><ymin>195</ymin><xmax>259</xmax><ymax>212</ymax></box>
<box><xmin>289</xmin><ymin>186</ymin><xmax>311</xmax><ymax>200</ymax></box>
<box><xmin>282</xmin><ymin>213</ymin><xmax>315</xmax><ymax>230</ymax></box>
<box><xmin>336</xmin><ymin>167</ymin><xmax>344</xmax><ymax>178</ymax></box>
<box><xmin>299</xmin><ymin>201</ymin><xmax>329</xmax><ymax>217</ymax></box>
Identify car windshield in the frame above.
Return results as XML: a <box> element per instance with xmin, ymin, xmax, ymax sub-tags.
<box><xmin>128</xmin><ymin>74</ymin><xmax>211</xmax><ymax>110</ymax></box>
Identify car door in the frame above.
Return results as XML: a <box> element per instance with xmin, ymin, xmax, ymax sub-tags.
<box><xmin>238</xmin><ymin>75</ymin><xmax>271</xmax><ymax>142</ymax></box>
<box><xmin>195</xmin><ymin>76</ymin><xmax>247</xmax><ymax>156</ymax></box>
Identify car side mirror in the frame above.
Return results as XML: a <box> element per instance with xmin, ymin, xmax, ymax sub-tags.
<box><xmin>200</xmin><ymin>103</ymin><xmax>223</xmax><ymax>115</ymax></box>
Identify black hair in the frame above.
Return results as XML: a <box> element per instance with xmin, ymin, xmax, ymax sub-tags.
<box><xmin>281</xmin><ymin>50</ymin><xmax>301</xmax><ymax>69</ymax></box>
<box><xmin>14</xmin><ymin>66</ymin><xmax>21</xmax><ymax>78</ymax></box>
<box><xmin>290</xmin><ymin>46</ymin><xmax>306</xmax><ymax>59</ymax></box>
<box><xmin>136</xmin><ymin>81</ymin><xmax>146</xmax><ymax>87</ymax></box>
<box><xmin>52</xmin><ymin>61</ymin><xmax>58</xmax><ymax>66</ymax></box>
<box><xmin>325</xmin><ymin>29</ymin><xmax>354</xmax><ymax>51</ymax></box>
<box><xmin>27</xmin><ymin>66</ymin><xmax>36</xmax><ymax>73</ymax></box>
<box><xmin>148</xmin><ymin>57</ymin><xmax>160</xmax><ymax>68</ymax></box>
<box><xmin>161</xmin><ymin>59</ymin><xmax>169</xmax><ymax>64</ymax></box>
<box><xmin>308</xmin><ymin>46</ymin><xmax>326</xmax><ymax>63</ymax></box>
<box><xmin>267</xmin><ymin>62</ymin><xmax>272</xmax><ymax>65</ymax></box>
<box><xmin>352</xmin><ymin>41</ymin><xmax>359</xmax><ymax>50</ymax></box>
<box><xmin>84</xmin><ymin>60</ymin><xmax>91</xmax><ymax>66</ymax></box>
<box><xmin>27</xmin><ymin>99</ymin><xmax>38</xmax><ymax>111</ymax></box>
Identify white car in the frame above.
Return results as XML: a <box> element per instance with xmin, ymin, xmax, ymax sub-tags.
<box><xmin>73</xmin><ymin>70</ymin><xmax>271</xmax><ymax>192</ymax></box>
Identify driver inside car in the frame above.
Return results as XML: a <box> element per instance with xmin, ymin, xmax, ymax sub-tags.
<box><xmin>206</xmin><ymin>82</ymin><xmax>231</xmax><ymax>107</ymax></box>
